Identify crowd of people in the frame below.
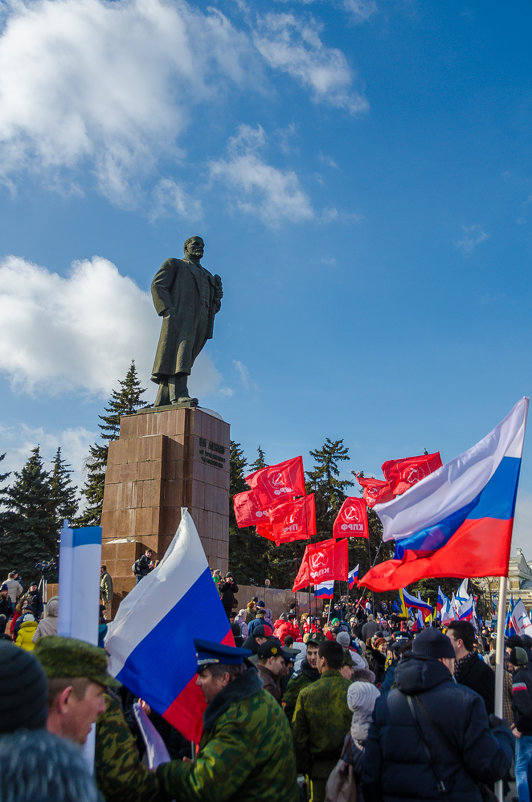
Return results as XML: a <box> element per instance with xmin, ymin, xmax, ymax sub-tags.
<box><xmin>0</xmin><ymin>565</ymin><xmax>531</xmax><ymax>801</ymax></box>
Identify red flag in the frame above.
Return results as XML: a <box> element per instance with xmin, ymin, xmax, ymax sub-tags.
<box><xmin>233</xmin><ymin>490</ymin><xmax>271</xmax><ymax>528</ymax></box>
<box><xmin>256</xmin><ymin>524</ymin><xmax>276</xmax><ymax>541</ymax></box>
<box><xmin>245</xmin><ymin>456</ymin><xmax>305</xmax><ymax>507</ymax></box>
<box><xmin>333</xmin><ymin>497</ymin><xmax>368</xmax><ymax>539</ymax></box>
<box><xmin>269</xmin><ymin>494</ymin><xmax>316</xmax><ymax>546</ymax></box>
<box><xmin>356</xmin><ymin>475</ymin><xmax>394</xmax><ymax>508</ymax></box>
<box><xmin>292</xmin><ymin>539</ymin><xmax>348</xmax><ymax>592</ymax></box>
<box><xmin>382</xmin><ymin>452</ymin><xmax>443</xmax><ymax>495</ymax></box>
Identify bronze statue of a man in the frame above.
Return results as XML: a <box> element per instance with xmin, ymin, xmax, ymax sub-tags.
<box><xmin>151</xmin><ymin>236</ymin><xmax>223</xmax><ymax>407</ymax></box>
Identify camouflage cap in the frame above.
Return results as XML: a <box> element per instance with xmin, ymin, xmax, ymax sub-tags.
<box><xmin>33</xmin><ymin>636</ymin><xmax>120</xmax><ymax>688</ymax></box>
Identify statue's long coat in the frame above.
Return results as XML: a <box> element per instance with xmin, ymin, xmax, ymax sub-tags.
<box><xmin>151</xmin><ymin>257</ymin><xmax>221</xmax><ymax>381</ymax></box>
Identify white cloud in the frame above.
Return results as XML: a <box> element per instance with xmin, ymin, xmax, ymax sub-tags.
<box><xmin>455</xmin><ymin>224</ymin><xmax>490</xmax><ymax>256</ymax></box>
<box><xmin>150</xmin><ymin>178</ymin><xmax>204</xmax><ymax>222</ymax></box>
<box><xmin>252</xmin><ymin>12</ymin><xmax>368</xmax><ymax>113</ymax></box>
<box><xmin>232</xmin><ymin>359</ymin><xmax>260</xmax><ymax>396</ymax></box>
<box><xmin>0</xmin><ymin>255</ymin><xmax>223</xmax><ymax>400</ymax></box>
<box><xmin>319</xmin><ymin>152</ymin><xmax>339</xmax><ymax>169</ymax></box>
<box><xmin>0</xmin><ymin>423</ymin><xmax>95</xmax><ymax>493</ymax></box>
<box><xmin>0</xmin><ymin>0</ymin><xmax>368</xmax><ymax>208</ymax></box>
<box><xmin>0</xmin><ymin>0</ymin><xmax>255</xmax><ymax>204</ymax></box>
<box><xmin>209</xmin><ymin>124</ymin><xmax>314</xmax><ymax>226</ymax></box>
<box><xmin>320</xmin><ymin>206</ymin><xmax>363</xmax><ymax>224</ymax></box>
<box><xmin>272</xmin><ymin>0</ymin><xmax>377</xmax><ymax>22</ymax></box>
<box><xmin>341</xmin><ymin>0</ymin><xmax>377</xmax><ymax>21</ymax></box>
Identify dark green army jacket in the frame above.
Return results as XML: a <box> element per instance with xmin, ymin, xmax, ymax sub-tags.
<box><xmin>157</xmin><ymin>666</ymin><xmax>299</xmax><ymax>801</ymax></box>
<box><xmin>282</xmin><ymin>660</ymin><xmax>320</xmax><ymax>722</ymax></box>
<box><xmin>291</xmin><ymin>669</ymin><xmax>352</xmax><ymax>779</ymax></box>
<box><xmin>95</xmin><ymin>692</ymin><xmax>163</xmax><ymax>802</ymax></box>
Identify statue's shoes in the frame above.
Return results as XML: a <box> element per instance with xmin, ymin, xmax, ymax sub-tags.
<box><xmin>174</xmin><ymin>396</ymin><xmax>199</xmax><ymax>406</ymax></box>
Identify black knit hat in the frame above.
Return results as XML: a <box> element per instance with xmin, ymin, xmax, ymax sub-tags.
<box><xmin>0</xmin><ymin>641</ymin><xmax>48</xmax><ymax>734</ymax></box>
<box><xmin>412</xmin><ymin>627</ymin><xmax>455</xmax><ymax>659</ymax></box>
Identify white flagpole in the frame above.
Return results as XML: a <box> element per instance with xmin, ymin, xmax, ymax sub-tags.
<box><xmin>494</xmin><ymin>574</ymin><xmax>508</xmax><ymax>802</ymax></box>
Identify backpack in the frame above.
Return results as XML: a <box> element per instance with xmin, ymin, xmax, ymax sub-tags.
<box><xmin>132</xmin><ymin>560</ymin><xmax>141</xmax><ymax>575</ymax></box>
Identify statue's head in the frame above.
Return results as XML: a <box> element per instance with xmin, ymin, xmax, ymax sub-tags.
<box><xmin>184</xmin><ymin>236</ymin><xmax>204</xmax><ymax>261</ymax></box>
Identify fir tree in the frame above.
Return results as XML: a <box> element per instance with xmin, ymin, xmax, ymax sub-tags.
<box><xmin>248</xmin><ymin>446</ymin><xmax>267</xmax><ymax>473</ymax></box>
<box><xmin>0</xmin><ymin>453</ymin><xmax>14</xmax><ymax>576</ymax></box>
<box><xmin>306</xmin><ymin>438</ymin><xmax>354</xmax><ymax>538</ymax></box>
<box><xmin>49</xmin><ymin>447</ymin><xmax>79</xmax><ymax>528</ymax></box>
<box><xmin>77</xmin><ymin>360</ymin><xmax>146</xmax><ymax>525</ymax></box>
<box><xmin>2</xmin><ymin>446</ymin><xmax>58</xmax><ymax>577</ymax></box>
<box><xmin>228</xmin><ymin>441</ymin><xmax>255</xmax><ymax>582</ymax></box>
<box><xmin>228</xmin><ymin>442</ymin><xmax>277</xmax><ymax>586</ymax></box>
<box><xmin>0</xmin><ymin>452</ymin><xmax>9</xmax><ymax>493</ymax></box>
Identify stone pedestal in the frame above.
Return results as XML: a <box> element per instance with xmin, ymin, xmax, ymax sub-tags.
<box><xmin>101</xmin><ymin>406</ymin><xmax>230</xmax><ymax>613</ymax></box>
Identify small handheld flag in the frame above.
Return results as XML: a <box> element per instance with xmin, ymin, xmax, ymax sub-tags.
<box><xmin>314</xmin><ymin>580</ymin><xmax>334</xmax><ymax>599</ymax></box>
<box><xmin>348</xmin><ymin>565</ymin><xmax>359</xmax><ymax>590</ymax></box>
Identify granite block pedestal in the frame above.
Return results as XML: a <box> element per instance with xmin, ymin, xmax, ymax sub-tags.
<box><xmin>100</xmin><ymin>406</ymin><xmax>230</xmax><ymax>614</ymax></box>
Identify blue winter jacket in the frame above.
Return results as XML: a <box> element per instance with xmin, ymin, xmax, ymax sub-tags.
<box><xmin>361</xmin><ymin>653</ymin><xmax>513</xmax><ymax>802</ymax></box>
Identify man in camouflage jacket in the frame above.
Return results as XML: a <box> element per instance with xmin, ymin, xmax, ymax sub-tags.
<box><xmin>96</xmin><ymin>691</ymin><xmax>163</xmax><ymax>802</ymax></box>
<box><xmin>292</xmin><ymin>640</ymin><xmax>352</xmax><ymax>802</ymax></box>
<box><xmin>156</xmin><ymin>639</ymin><xmax>299</xmax><ymax>802</ymax></box>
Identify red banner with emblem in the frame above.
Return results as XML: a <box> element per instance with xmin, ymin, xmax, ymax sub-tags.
<box><xmin>381</xmin><ymin>452</ymin><xmax>443</xmax><ymax>495</ymax></box>
<box><xmin>269</xmin><ymin>494</ymin><xmax>316</xmax><ymax>546</ymax></box>
<box><xmin>233</xmin><ymin>489</ymin><xmax>271</xmax><ymax>528</ymax></box>
<box><xmin>333</xmin><ymin>497</ymin><xmax>368</xmax><ymax>539</ymax></box>
<box><xmin>355</xmin><ymin>475</ymin><xmax>395</xmax><ymax>508</ymax></box>
<box><xmin>292</xmin><ymin>538</ymin><xmax>348</xmax><ymax>592</ymax></box>
<box><xmin>245</xmin><ymin>456</ymin><xmax>305</xmax><ymax>508</ymax></box>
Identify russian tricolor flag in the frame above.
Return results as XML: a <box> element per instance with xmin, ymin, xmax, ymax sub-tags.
<box><xmin>401</xmin><ymin>587</ymin><xmax>433</xmax><ymax>614</ymax></box>
<box><xmin>105</xmin><ymin>509</ymin><xmax>233</xmax><ymax>743</ymax></box>
<box><xmin>458</xmin><ymin>596</ymin><xmax>474</xmax><ymax>621</ymax></box>
<box><xmin>348</xmin><ymin>565</ymin><xmax>359</xmax><ymax>589</ymax></box>
<box><xmin>314</xmin><ymin>580</ymin><xmax>334</xmax><ymax>598</ymax></box>
<box><xmin>411</xmin><ymin>608</ymin><xmax>424</xmax><ymax>633</ymax></box>
<box><xmin>436</xmin><ymin>586</ymin><xmax>446</xmax><ymax>615</ymax></box>
<box><xmin>360</xmin><ymin>398</ymin><xmax>528</xmax><ymax>591</ymax></box>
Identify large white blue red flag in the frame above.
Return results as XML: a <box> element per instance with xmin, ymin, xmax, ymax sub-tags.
<box><xmin>361</xmin><ymin>398</ymin><xmax>528</xmax><ymax>591</ymax></box>
<box><xmin>105</xmin><ymin>509</ymin><xmax>233</xmax><ymax>743</ymax></box>
<box><xmin>314</xmin><ymin>580</ymin><xmax>334</xmax><ymax>599</ymax></box>
<box><xmin>348</xmin><ymin>565</ymin><xmax>359</xmax><ymax>589</ymax></box>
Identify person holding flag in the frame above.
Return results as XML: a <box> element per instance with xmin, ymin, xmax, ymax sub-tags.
<box><xmin>156</xmin><ymin>639</ymin><xmax>299</xmax><ymax>801</ymax></box>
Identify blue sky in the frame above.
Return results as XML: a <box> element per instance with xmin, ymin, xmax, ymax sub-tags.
<box><xmin>1</xmin><ymin>0</ymin><xmax>531</xmax><ymax>555</ymax></box>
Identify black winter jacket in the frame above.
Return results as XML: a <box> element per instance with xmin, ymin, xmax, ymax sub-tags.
<box><xmin>455</xmin><ymin>651</ymin><xmax>495</xmax><ymax>714</ymax></box>
<box><xmin>511</xmin><ymin>665</ymin><xmax>532</xmax><ymax>735</ymax></box>
<box><xmin>361</xmin><ymin>653</ymin><xmax>513</xmax><ymax>802</ymax></box>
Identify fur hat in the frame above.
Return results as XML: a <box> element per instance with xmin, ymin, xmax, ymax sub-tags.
<box><xmin>0</xmin><ymin>729</ymin><xmax>100</xmax><ymax>802</ymax></box>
